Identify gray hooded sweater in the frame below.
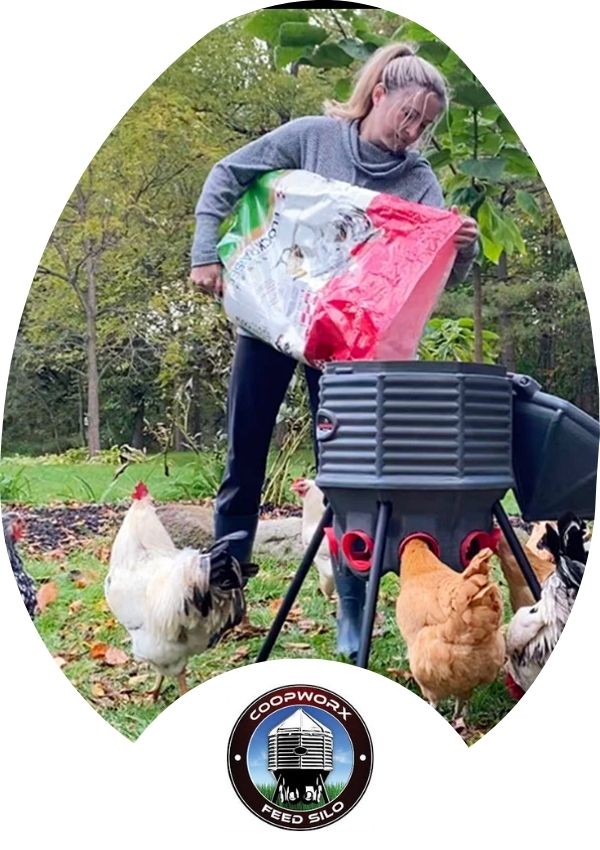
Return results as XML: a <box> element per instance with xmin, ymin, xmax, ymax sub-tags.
<box><xmin>192</xmin><ymin>114</ymin><xmax>477</xmax><ymax>285</ymax></box>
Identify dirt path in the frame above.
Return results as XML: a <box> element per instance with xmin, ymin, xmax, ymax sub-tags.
<box><xmin>2</xmin><ymin>501</ymin><xmax>303</xmax><ymax>556</ymax></box>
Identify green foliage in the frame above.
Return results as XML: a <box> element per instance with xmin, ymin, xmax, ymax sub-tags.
<box><xmin>0</xmin><ymin>466</ymin><xmax>31</xmax><ymax>502</ymax></box>
<box><xmin>418</xmin><ymin>318</ymin><xmax>499</xmax><ymax>364</ymax></box>
<box><xmin>263</xmin><ymin>412</ymin><xmax>312</xmax><ymax>506</ymax></box>
<box><xmin>3</xmin><ymin>6</ymin><xmax>591</xmax><ymax>461</ymax></box>
<box><xmin>162</xmin><ymin>451</ymin><xmax>227</xmax><ymax>501</ymax></box>
<box><xmin>487</xmin><ymin>268</ymin><xmax>597</xmax><ymax>412</ymax></box>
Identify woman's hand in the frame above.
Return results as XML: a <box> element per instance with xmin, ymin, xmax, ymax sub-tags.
<box><xmin>190</xmin><ymin>263</ymin><xmax>224</xmax><ymax>297</ymax></box>
<box><xmin>451</xmin><ymin>205</ymin><xmax>479</xmax><ymax>251</ymax></box>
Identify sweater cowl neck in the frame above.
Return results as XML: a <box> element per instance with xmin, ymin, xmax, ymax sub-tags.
<box><xmin>342</xmin><ymin>118</ymin><xmax>422</xmax><ymax>178</ymax></box>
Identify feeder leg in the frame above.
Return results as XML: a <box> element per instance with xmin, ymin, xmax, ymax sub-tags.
<box><xmin>356</xmin><ymin>501</ymin><xmax>392</xmax><ymax>669</ymax></box>
<box><xmin>256</xmin><ymin>506</ymin><xmax>333</xmax><ymax>662</ymax></box>
<box><xmin>492</xmin><ymin>501</ymin><xmax>541</xmax><ymax>601</ymax></box>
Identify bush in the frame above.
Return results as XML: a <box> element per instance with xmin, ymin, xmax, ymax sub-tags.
<box><xmin>161</xmin><ymin>452</ymin><xmax>226</xmax><ymax>501</ymax></box>
<box><xmin>0</xmin><ymin>467</ymin><xmax>31</xmax><ymax>502</ymax></box>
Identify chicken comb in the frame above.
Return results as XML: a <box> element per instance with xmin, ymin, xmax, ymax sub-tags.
<box><xmin>132</xmin><ymin>481</ymin><xmax>149</xmax><ymax>501</ymax></box>
<box><xmin>11</xmin><ymin>517</ymin><xmax>25</xmax><ymax>541</ymax></box>
<box><xmin>505</xmin><ymin>672</ymin><xmax>525</xmax><ymax>701</ymax></box>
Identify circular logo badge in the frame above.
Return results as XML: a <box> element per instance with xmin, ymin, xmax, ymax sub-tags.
<box><xmin>227</xmin><ymin>684</ymin><xmax>373</xmax><ymax>830</ymax></box>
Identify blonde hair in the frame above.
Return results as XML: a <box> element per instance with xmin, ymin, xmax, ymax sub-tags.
<box><xmin>324</xmin><ymin>42</ymin><xmax>449</xmax><ymax>123</ymax></box>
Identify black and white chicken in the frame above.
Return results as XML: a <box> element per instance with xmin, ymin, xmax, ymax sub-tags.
<box><xmin>555</xmin><ymin>511</ymin><xmax>589</xmax><ymax>564</ymax></box>
<box><xmin>105</xmin><ymin>482</ymin><xmax>258</xmax><ymax>699</ymax></box>
<box><xmin>506</xmin><ymin>519</ymin><xmax>586</xmax><ymax>697</ymax></box>
<box><xmin>2</xmin><ymin>514</ymin><xmax>36</xmax><ymax>619</ymax></box>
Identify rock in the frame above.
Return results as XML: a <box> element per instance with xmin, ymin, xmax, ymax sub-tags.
<box><xmin>155</xmin><ymin>503</ymin><xmax>303</xmax><ymax>561</ymax></box>
<box><xmin>155</xmin><ymin>503</ymin><xmax>214</xmax><ymax>550</ymax></box>
<box><xmin>254</xmin><ymin>517</ymin><xmax>303</xmax><ymax>561</ymax></box>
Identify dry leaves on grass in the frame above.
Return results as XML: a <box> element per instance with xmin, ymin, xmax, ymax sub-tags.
<box><xmin>37</xmin><ymin>581</ymin><xmax>58</xmax><ymax>612</ymax></box>
<box><xmin>89</xmin><ymin>642</ymin><xmax>108</xmax><ymax>659</ymax></box>
<box><xmin>230</xmin><ymin>646</ymin><xmax>251</xmax><ymax>664</ymax></box>
<box><xmin>297</xmin><ymin>618</ymin><xmax>328</xmax><ymax>636</ymax></box>
<box><xmin>268</xmin><ymin>598</ymin><xmax>303</xmax><ymax>621</ymax></box>
<box><xmin>52</xmin><ymin>649</ymin><xmax>83</xmax><ymax>669</ymax></box>
<box><xmin>68</xmin><ymin>568</ymin><xmax>100</xmax><ymax>589</ymax></box>
<box><xmin>104</xmin><ymin>647</ymin><xmax>129</xmax><ymax>666</ymax></box>
<box><xmin>89</xmin><ymin>643</ymin><xmax>129</xmax><ymax>666</ymax></box>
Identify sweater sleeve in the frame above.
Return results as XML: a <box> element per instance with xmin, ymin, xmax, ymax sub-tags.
<box><xmin>191</xmin><ymin>119</ymin><xmax>311</xmax><ymax>267</ymax></box>
<box><xmin>419</xmin><ymin>175</ymin><xmax>478</xmax><ymax>287</ymax></box>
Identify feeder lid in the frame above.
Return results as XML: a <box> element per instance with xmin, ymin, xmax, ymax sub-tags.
<box><xmin>270</xmin><ymin>709</ymin><xmax>330</xmax><ymax>735</ymax></box>
<box><xmin>324</xmin><ymin>361</ymin><xmax>507</xmax><ymax>376</ymax></box>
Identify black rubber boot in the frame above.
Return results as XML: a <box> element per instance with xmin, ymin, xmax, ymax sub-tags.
<box><xmin>333</xmin><ymin>563</ymin><xmax>366</xmax><ymax>662</ymax></box>
<box><xmin>214</xmin><ymin>512</ymin><xmax>259</xmax><ymax>564</ymax></box>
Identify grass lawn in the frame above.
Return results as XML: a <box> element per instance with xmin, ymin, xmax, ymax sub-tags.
<box><xmin>0</xmin><ymin>448</ymin><xmax>318</xmax><ymax>505</ymax></box>
<box><xmin>4</xmin><ymin>447</ymin><xmax>520</xmax><ymax>744</ymax></box>
<box><xmin>0</xmin><ymin>450</ymin><xmax>520</xmax><ymax>513</ymax></box>
<box><xmin>24</xmin><ymin>535</ymin><xmax>516</xmax><ymax>745</ymax></box>
<box><xmin>256</xmin><ymin>783</ymin><xmax>347</xmax><ymax>810</ymax></box>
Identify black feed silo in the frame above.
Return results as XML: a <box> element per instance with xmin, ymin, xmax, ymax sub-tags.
<box><xmin>257</xmin><ymin>360</ymin><xmax>598</xmax><ymax>669</ymax></box>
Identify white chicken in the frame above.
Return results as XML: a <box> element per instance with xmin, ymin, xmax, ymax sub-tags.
<box><xmin>105</xmin><ymin>482</ymin><xmax>258</xmax><ymax>699</ymax></box>
<box><xmin>290</xmin><ymin>478</ymin><xmax>335</xmax><ymax>599</ymax></box>
<box><xmin>506</xmin><ymin>522</ymin><xmax>585</xmax><ymax>697</ymax></box>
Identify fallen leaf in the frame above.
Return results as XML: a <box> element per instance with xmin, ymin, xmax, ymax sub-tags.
<box><xmin>298</xmin><ymin>619</ymin><xmax>327</xmax><ymax>635</ymax></box>
<box><xmin>74</xmin><ymin>577</ymin><xmax>89</xmax><ymax>589</ymax></box>
<box><xmin>69</xmin><ymin>600</ymin><xmax>83</xmax><ymax>613</ymax></box>
<box><xmin>286</xmin><ymin>642</ymin><xmax>311</xmax><ymax>650</ymax></box>
<box><xmin>37</xmin><ymin>581</ymin><xmax>58</xmax><ymax>612</ymax></box>
<box><xmin>104</xmin><ymin>647</ymin><xmax>129</xmax><ymax>666</ymax></box>
<box><xmin>230</xmin><ymin>622</ymin><xmax>264</xmax><ymax>639</ymax></box>
<box><xmin>54</xmin><ymin>655</ymin><xmax>68</xmax><ymax>669</ymax></box>
<box><xmin>268</xmin><ymin>599</ymin><xmax>302</xmax><ymax>621</ymax></box>
<box><xmin>90</xmin><ymin>642</ymin><xmax>108</xmax><ymax>660</ymax></box>
<box><xmin>231</xmin><ymin>646</ymin><xmax>251</xmax><ymax>663</ymax></box>
<box><xmin>91</xmin><ymin>683</ymin><xmax>106</xmax><ymax>698</ymax></box>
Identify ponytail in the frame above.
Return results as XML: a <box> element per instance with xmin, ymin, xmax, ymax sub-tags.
<box><xmin>324</xmin><ymin>42</ymin><xmax>448</xmax><ymax>121</ymax></box>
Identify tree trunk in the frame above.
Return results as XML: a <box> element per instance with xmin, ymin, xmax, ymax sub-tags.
<box><xmin>472</xmin><ymin>263</ymin><xmax>483</xmax><ymax>362</ymax></box>
<box><xmin>131</xmin><ymin>398</ymin><xmax>145</xmax><ymax>449</ymax></box>
<box><xmin>496</xmin><ymin>252</ymin><xmax>516</xmax><ymax>371</ymax></box>
<box><xmin>173</xmin><ymin>428</ymin><xmax>184</xmax><ymax>451</ymax></box>
<box><xmin>84</xmin><ymin>253</ymin><xmax>101</xmax><ymax>456</ymax></box>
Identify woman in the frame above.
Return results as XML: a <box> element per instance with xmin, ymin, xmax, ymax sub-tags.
<box><xmin>190</xmin><ymin>43</ymin><xmax>479</xmax><ymax>658</ymax></box>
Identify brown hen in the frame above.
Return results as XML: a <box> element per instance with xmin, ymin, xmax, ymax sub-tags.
<box><xmin>396</xmin><ymin>539</ymin><xmax>505</xmax><ymax>728</ymax></box>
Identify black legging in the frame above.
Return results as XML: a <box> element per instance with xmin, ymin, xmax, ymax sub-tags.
<box><xmin>214</xmin><ymin>333</ymin><xmax>365</xmax><ymax>659</ymax></box>
<box><xmin>214</xmin><ymin>334</ymin><xmax>321</xmax><ymax>538</ymax></box>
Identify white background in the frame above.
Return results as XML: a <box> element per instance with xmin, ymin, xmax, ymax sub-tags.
<box><xmin>1</xmin><ymin>1</ymin><xmax>598</xmax><ymax>847</ymax></box>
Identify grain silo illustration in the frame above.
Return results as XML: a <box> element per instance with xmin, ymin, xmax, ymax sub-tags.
<box><xmin>268</xmin><ymin>709</ymin><xmax>334</xmax><ymax>804</ymax></box>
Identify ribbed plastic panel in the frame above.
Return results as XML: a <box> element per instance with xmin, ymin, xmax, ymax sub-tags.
<box><xmin>268</xmin><ymin>732</ymin><xmax>333</xmax><ymax>770</ymax></box>
<box><xmin>317</xmin><ymin>362</ymin><xmax>513</xmax><ymax>488</ymax></box>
